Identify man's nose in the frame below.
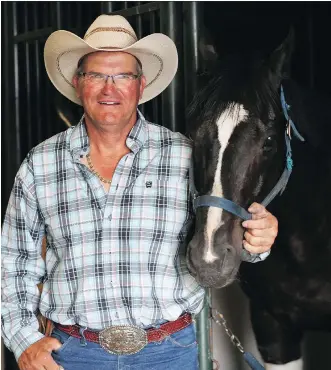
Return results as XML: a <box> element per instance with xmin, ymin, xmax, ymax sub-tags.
<box><xmin>101</xmin><ymin>76</ymin><xmax>117</xmax><ymax>92</ymax></box>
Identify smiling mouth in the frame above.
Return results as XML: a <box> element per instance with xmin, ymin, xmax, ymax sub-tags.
<box><xmin>99</xmin><ymin>101</ymin><xmax>120</xmax><ymax>105</ymax></box>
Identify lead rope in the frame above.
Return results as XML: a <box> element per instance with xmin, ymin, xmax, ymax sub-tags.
<box><xmin>206</xmin><ymin>292</ymin><xmax>265</xmax><ymax>370</ymax></box>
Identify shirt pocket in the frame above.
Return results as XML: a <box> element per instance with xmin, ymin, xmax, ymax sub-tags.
<box><xmin>123</xmin><ymin>176</ymin><xmax>189</xmax><ymax>241</ymax></box>
<box><xmin>42</xmin><ymin>179</ymin><xmax>103</xmax><ymax>251</ymax></box>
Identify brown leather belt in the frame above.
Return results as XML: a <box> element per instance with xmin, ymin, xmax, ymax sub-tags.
<box><xmin>55</xmin><ymin>313</ymin><xmax>192</xmax><ymax>355</ymax></box>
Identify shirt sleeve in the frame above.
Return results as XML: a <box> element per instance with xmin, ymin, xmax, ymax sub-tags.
<box><xmin>241</xmin><ymin>249</ymin><xmax>271</xmax><ymax>263</ymax></box>
<box><xmin>1</xmin><ymin>157</ymin><xmax>46</xmax><ymax>361</ymax></box>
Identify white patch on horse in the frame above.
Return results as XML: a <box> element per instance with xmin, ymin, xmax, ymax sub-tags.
<box><xmin>265</xmin><ymin>358</ymin><xmax>303</xmax><ymax>370</ymax></box>
<box><xmin>204</xmin><ymin>104</ymin><xmax>248</xmax><ymax>263</ymax></box>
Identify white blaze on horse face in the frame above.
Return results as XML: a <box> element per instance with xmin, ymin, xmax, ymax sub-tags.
<box><xmin>204</xmin><ymin>104</ymin><xmax>248</xmax><ymax>263</ymax></box>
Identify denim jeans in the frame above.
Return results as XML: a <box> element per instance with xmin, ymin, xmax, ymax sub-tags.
<box><xmin>51</xmin><ymin>323</ymin><xmax>199</xmax><ymax>370</ymax></box>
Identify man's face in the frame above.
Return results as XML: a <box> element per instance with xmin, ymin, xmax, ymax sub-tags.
<box><xmin>73</xmin><ymin>51</ymin><xmax>146</xmax><ymax>130</ymax></box>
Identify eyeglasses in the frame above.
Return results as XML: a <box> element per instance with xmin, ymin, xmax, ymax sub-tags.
<box><xmin>77</xmin><ymin>71</ymin><xmax>142</xmax><ymax>88</ymax></box>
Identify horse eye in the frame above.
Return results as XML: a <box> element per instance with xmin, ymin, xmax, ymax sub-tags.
<box><xmin>263</xmin><ymin>136</ymin><xmax>276</xmax><ymax>153</ymax></box>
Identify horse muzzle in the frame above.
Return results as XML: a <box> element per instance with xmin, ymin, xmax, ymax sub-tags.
<box><xmin>186</xmin><ymin>233</ymin><xmax>240</xmax><ymax>288</ymax></box>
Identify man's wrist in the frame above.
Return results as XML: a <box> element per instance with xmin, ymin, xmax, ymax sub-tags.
<box><xmin>11</xmin><ymin>326</ymin><xmax>45</xmax><ymax>361</ymax></box>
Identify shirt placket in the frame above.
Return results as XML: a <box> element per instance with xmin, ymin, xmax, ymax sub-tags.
<box><xmin>103</xmin><ymin>152</ymin><xmax>136</xmax><ymax>323</ymax></box>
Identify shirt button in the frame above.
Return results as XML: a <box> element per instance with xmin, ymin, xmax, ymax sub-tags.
<box><xmin>108</xmin><ymin>214</ymin><xmax>112</xmax><ymax>221</ymax></box>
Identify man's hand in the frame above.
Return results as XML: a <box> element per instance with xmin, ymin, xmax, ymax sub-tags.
<box><xmin>241</xmin><ymin>202</ymin><xmax>278</xmax><ymax>254</ymax></box>
<box><xmin>18</xmin><ymin>336</ymin><xmax>63</xmax><ymax>370</ymax></box>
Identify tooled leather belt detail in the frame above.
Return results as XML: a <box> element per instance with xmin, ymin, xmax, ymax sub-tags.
<box><xmin>55</xmin><ymin>313</ymin><xmax>192</xmax><ymax>355</ymax></box>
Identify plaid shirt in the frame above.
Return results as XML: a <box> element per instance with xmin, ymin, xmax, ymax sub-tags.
<box><xmin>1</xmin><ymin>113</ymin><xmax>205</xmax><ymax>360</ymax></box>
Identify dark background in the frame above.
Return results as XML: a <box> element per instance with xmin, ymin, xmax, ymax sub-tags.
<box><xmin>204</xmin><ymin>1</ymin><xmax>331</xmax><ymax>95</ymax></box>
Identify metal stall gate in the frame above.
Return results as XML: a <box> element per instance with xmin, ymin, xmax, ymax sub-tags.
<box><xmin>2</xmin><ymin>2</ymin><xmax>212</xmax><ymax>369</ymax></box>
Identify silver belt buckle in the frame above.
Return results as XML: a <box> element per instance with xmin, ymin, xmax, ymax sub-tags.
<box><xmin>99</xmin><ymin>325</ymin><xmax>148</xmax><ymax>355</ymax></box>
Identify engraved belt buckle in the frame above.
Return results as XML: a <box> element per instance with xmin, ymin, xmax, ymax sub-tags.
<box><xmin>99</xmin><ymin>325</ymin><xmax>148</xmax><ymax>355</ymax></box>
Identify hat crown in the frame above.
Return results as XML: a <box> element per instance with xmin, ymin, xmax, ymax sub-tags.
<box><xmin>83</xmin><ymin>15</ymin><xmax>138</xmax><ymax>49</ymax></box>
<box><xmin>44</xmin><ymin>14</ymin><xmax>178</xmax><ymax>106</ymax></box>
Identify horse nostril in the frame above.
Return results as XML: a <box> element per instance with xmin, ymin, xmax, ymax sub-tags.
<box><xmin>224</xmin><ymin>244</ymin><xmax>237</xmax><ymax>257</ymax></box>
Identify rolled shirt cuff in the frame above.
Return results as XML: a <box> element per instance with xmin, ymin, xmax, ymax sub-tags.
<box><xmin>10</xmin><ymin>326</ymin><xmax>45</xmax><ymax>362</ymax></box>
<box><xmin>241</xmin><ymin>249</ymin><xmax>271</xmax><ymax>263</ymax></box>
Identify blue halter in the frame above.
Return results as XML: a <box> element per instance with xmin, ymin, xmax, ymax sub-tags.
<box><xmin>190</xmin><ymin>85</ymin><xmax>305</xmax><ymax>221</ymax></box>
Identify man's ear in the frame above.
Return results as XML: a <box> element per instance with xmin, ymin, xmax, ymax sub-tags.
<box><xmin>139</xmin><ymin>75</ymin><xmax>147</xmax><ymax>100</ymax></box>
<box><xmin>72</xmin><ymin>74</ymin><xmax>81</xmax><ymax>99</ymax></box>
<box><xmin>72</xmin><ymin>74</ymin><xmax>79</xmax><ymax>89</ymax></box>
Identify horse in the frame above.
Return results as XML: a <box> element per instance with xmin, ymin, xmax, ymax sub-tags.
<box><xmin>186</xmin><ymin>32</ymin><xmax>331</xmax><ymax>369</ymax></box>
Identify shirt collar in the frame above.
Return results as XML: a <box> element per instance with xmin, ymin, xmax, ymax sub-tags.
<box><xmin>126</xmin><ymin>109</ymin><xmax>147</xmax><ymax>154</ymax></box>
<box><xmin>69</xmin><ymin>110</ymin><xmax>148</xmax><ymax>159</ymax></box>
<box><xmin>69</xmin><ymin>115</ymin><xmax>89</xmax><ymax>160</ymax></box>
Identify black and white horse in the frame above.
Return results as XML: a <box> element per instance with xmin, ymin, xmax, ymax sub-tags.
<box><xmin>186</xmin><ymin>33</ymin><xmax>331</xmax><ymax>369</ymax></box>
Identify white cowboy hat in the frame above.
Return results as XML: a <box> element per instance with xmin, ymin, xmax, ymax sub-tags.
<box><xmin>44</xmin><ymin>15</ymin><xmax>178</xmax><ymax>105</ymax></box>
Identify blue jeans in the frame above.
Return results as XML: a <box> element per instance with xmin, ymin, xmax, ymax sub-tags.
<box><xmin>51</xmin><ymin>323</ymin><xmax>199</xmax><ymax>370</ymax></box>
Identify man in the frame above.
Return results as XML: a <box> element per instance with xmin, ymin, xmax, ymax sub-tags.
<box><xmin>1</xmin><ymin>15</ymin><xmax>278</xmax><ymax>370</ymax></box>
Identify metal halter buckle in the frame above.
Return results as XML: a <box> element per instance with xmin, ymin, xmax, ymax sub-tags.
<box><xmin>99</xmin><ymin>325</ymin><xmax>148</xmax><ymax>355</ymax></box>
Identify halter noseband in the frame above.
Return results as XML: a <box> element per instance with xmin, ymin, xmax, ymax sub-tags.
<box><xmin>190</xmin><ymin>85</ymin><xmax>305</xmax><ymax>221</ymax></box>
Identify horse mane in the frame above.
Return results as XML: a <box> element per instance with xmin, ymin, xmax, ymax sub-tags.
<box><xmin>187</xmin><ymin>51</ymin><xmax>331</xmax><ymax>153</ymax></box>
<box><xmin>187</xmin><ymin>52</ymin><xmax>280</xmax><ymax>133</ymax></box>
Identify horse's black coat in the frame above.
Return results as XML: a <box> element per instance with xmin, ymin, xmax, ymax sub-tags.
<box><xmin>187</xmin><ymin>33</ymin><xmax>331</xmax><ymax>365</ymax></box>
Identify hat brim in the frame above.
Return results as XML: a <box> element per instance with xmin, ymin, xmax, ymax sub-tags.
<box><xmin>44</xmin><ymin>31</ymin><xmax>178</xmax><ymax>105</ymax></box>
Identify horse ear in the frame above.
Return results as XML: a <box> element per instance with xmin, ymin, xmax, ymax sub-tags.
<box><xmin>268</xmin><ymin>27</ymin><xmax>295</xmax><ymax>86</ymax></box>
<box><xmin>198</xmin><ymin>26</ymin><xmax>220</xmax><ymax>75</ymax></box>
<box><xmin>199</xmin><ymin>37</ymin><xmax>219</xmax><ymax>63</ymax></box>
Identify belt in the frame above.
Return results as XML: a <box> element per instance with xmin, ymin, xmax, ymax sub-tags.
<box><xmin>55</xmin><ymin>312</ymin><xmax>192</xmax><ymax>355</ymax></box>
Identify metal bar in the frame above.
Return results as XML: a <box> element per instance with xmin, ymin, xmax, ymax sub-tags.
<box><xmin>24</xmin><ymin>2</ymin><xmax>32</xmax><ymax>151</ymax></box>
<box><xmin>14</xmin><ymin>27</ymin><xmax>54</xmax><ymax>42</ymax></box>
<box><xmin>54</xmin><ymin>1</ymin><xmax>62</xmax><ymax>29</ymax></box>
<box><xmin>183</xmin><ymin>2</ymin><xmax>201</xmax><ymax>111</ymax></box>
<box><xmin>67</xmin><ymin>2</ymin><xmax>72</xmax><ymax>29</ymax></box>
<box><xmin>42</xmin><ymin>2</ymin><xmax>49</xmax><ymax>28</ymax></box>
<box><xmin>182</xmin><ymin>3</ymin><xmax>212</xmax><ymax>368</ymax></box>
<box><xmin>47</xmin><ymin>1</ymin><xmax>61</xmax><ymax>139</ymax></box>
<box><xmin>136</xmin><ymin>3</ymin><xmax>143</xmax><ymax>38</ymax></box>
<box><xmin>44</xmin><ymin>76</ymin><xmax>52</xmax><ymax>140</ymax></box>
<box><xmin>149</xmin><ymin>7</ymin><xmax>156</xmax><ymax>33</ymax></box>
<box><xmin>108</xmin><ymin>2</ymin><xmax>160</xmax><ymax>18</ymax></box>
<box><xmin>33</xmin><ymin>2</ymin><xmax>42</xmax><ymax>143</ymax></box>
<box><xmin>2</xmin><ymin>2</ymin><xmax>19</xmax><ymax>220</ymax></box>
<box><xmin>100</xmin><ymin>2</ymin><xmax>115</xmax><ymax>14</ymax></box>
<box><xmin>196</xmin><ymin>297</ymin><xmax>213</xmax><ymax>370</ymax></box>
<box><xmin>159</xmin><ymin>1</ymin><xmax>185</xmax><ymax>133</ymax></box>
<box><xmin>308</xmin><ymin>11</ymin><xmax>315</xmax><ymax>88</ymax></box>
<box><xmin>149</xmin><ymin>10</ymin><xmax>159</xmax><ymax>121</ymax></box>
<box><xmin>13</xmin><ymin>2</ymin><xmax>21</xmax><ymax>164</ymax></box>
<box><xmin>77</xmin><ymin>3</ymin><xmax>82</xmax><ymax>29</ymax></box>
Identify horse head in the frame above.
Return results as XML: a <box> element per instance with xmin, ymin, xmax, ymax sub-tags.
<box><xmin>186</xmin><ymin>32</ymin><xmax>295</xmax><ymax>288</ymax></box>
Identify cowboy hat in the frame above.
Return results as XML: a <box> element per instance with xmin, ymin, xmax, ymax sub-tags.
<box><xmin>44</xmin><ymin>15</ymin><xmax>178</xmax><ymax>105</ymax></box>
